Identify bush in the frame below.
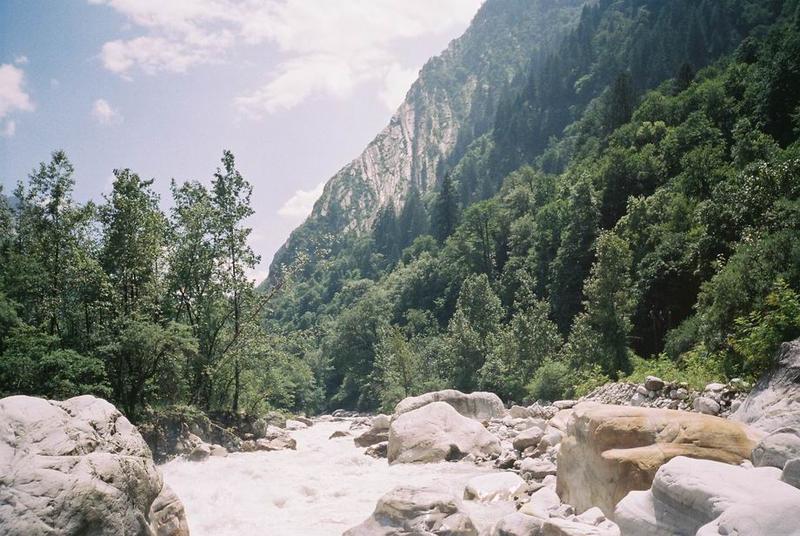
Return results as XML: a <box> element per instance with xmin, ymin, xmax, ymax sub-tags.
<box><xmin>527</xmin><ymin>359</ymin><xmax>572</xmax><ymax>401</ymax></box>
<box><xmin>623</xmin><ymin>348</ymin><xmax>726</xmax><ymax>390</ymax></box>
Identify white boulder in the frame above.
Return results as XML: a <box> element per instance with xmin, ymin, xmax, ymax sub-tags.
<box><xmin>0</xmin><ymin>395</ymin><xmax>189</xmax><ymax>536</ymax></box>
<box><xmin>387</xmin><ymin>402</ymin><xmax>502</xmax><ymax>464</ymax></box>
<box><xmin>344</xmin><ymin>485</ymin><xmax>478</xmax><ymax>535</ymax></box>
<box><xmin>615</xmin><ymin>456</ymin><xmax>800</xmax><ymax>535</ymax></box>
<box><xmin>394</xmin><ymin>389</ymin><xmax>505</xmax><ymax>421</ymax></box>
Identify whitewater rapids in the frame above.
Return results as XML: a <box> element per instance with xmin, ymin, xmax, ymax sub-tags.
<box><xmin>161</xmin><ymin>419</ymin><xmax>514</xmax><ymax>535</ymax></box>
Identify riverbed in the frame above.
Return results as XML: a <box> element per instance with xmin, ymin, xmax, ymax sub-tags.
<box><xmin>161</xmin><ymin>419</ymin><xmax>513</xmax><ymax>535</ymax></box>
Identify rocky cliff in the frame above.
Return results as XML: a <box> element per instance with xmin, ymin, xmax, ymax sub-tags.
<box><xmin>269</xmin><ymin>0</ymin><xmax>584</xmax><ymax>277</ymax></box>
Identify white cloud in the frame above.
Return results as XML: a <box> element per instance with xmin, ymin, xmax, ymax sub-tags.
<box><xmin>379</xmin><ymin>63</ymin><xmax>418</xmax><ymax>111</ymax></box>
<box><xmin>1</xmin><ymin>120</ymin><xmax>15</xmax><ymax>138</ymax></box>
<box><xmin>0</xmin><ymin>63</ymin><xmax>34</xmax><ymax>120</ymax></box>
<box><xmin>92</xmin><ymin>98</ymin><xmax>124</xmax><ymax>125</ymax></box>
<box><xmin>89</xmin><ymin>0</ymin><xmax>483</xmax><ymax>114</ymax></box>
<box><xmin>278</xmin><ymin>181</ymin><xmax>325</xmax><ymax>219</ymax></box>
<box><xmin>14</xmin><ymin>55</ymin><xmax>29</xmax><ymax>65</ymax></box>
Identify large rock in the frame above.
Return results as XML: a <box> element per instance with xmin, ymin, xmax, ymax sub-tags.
<box><xmin>394</xmin><ymin>389</ymin><xmax>505</xmax><ymax>421</ymax></box>
<box><xmin>344</xmin><ymin>486</ymin><xmax>477</xmax><ymax>536</ymax></box>
<box><xmin>557</xmin><ymin>403</ymin><xmax>759</xmax><ymax>515</ymax></box>
<box><xmin>388</xmin><ymin>401</ymin><xmax>502</xmax><ymax>464</ymax></box>
<box><xmin>0</xmin><ymin>395</ymin><xmax>189</xmax><ymax>536</ymax></box>
<box><xmin>732</xmin><ymin>337</ymin><xmax>800</xmax><ymax>432</ymax></box>
<box><xmin>615</xmin><ymin>456</ymin><xmax>800</xmax><ymax>535</ymax></box>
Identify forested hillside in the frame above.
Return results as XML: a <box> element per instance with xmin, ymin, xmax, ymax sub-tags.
<box><xmin>267</xmin><ymin>0</ymin><xmax>800</xmax><ymax>411</ymax></box>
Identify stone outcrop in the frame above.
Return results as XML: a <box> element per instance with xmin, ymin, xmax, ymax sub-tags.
<box><xmin>388</xmin><ymin>401</ymin><xmax>502</xmax><ymax>464</ymax></box>
<box><xmin>615</xmin><ymin>456</ymin><xmax>800</xmax><ymax>535</ymax></box>
<box><xmin>344</xmin><ymin>486</ymin><xmax>477</xmax><ymax>536</ymax></box>
<box><xmin>394</xmin><ymin>389</ymin><xmax>505</xmax><ymax>421</ymax></box>
<box><xmin>732</xmin><ymin>337</ymin><xmax>800</xmax><ymax>433</ymax></box>
<box><xmin>0</xmin><ymin>395</ymin><xmax>189</xmax><ymax>536</ymax></box>
<box><xmin>557</xmin><ymin>403</ymin><xmax>759</xmax><ymax>515</ymax></box>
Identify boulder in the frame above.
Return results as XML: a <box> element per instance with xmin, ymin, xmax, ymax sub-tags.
<box><xmin>751</xmin><ymin>428</ymin><xmax>800</xmax><ymax>469</ymax></box>
<box><xmin>0</xmin><ymin>395</ymin><xmax>188</xmax><ymax>536</ymax></box>
<box><xmin>293</xmin><ymin>415</ymin><xmax>313</xmax><ymax>426</ymax></box>
<box><xmin>344</xmin><ymin>486</ymin><xmax>477</xmax><ymax>536</ymax></box>
<box><xmin>254</xmin><ymin>435</ymin><xmax>296</xmax><ymax>451</ymax></box>
<box><xmin>365</xmin><ymin>441</ymin><xmax>388</xmax><ymax>459</ymax></box>
<box><xmin>209</xmin><ymin>444</ymin><xmax>228</xmax><ymax>457</ymax></box>
<box><xmin>782</xmin><ymin>458</ymin><xmax>800</xmax><ymax>488</ymax></box>
<box><xmin>520</xmin><ymin>457</ymin><xmax>557</xmax><ymax>480</ymax></box>
<box><xmin>509</xmin><ymin>405</ymin><xmax>533</xmax><ymax>419</ymax></box>
<box><xmin>732</xmin><ymin>337</ymin><xmax>800</xmax><ymax>433</ymax></box>
<box><xmin>488</xmin><ymin>512</ymin><xmax>543</xmax><ymax>536</ymax></box>
<box><xmin>463</xmin><ymin>472</ymin><xmax>526</xmax><ymax>503</ymax></box>
<box><xmin>513</xmin><ymin>426</ymin><xmax>544</xmax><ymax>452</ymax></box>
<box><xmin>285</xmin><ymin>419</ymin><xmax>307</xmax><ymax>430</ymax></box>
<box><xmin>615</xmin><ymin>456</ymin><xmax>800</xmax><ymax>535</ymax></box>
<box><xmin>557</xmin><ymin>403</ymin><xmax>759</xmax><ymax>515</ymax></box>
<box><xmin>354</xmin><ymin>415</ymin><xmax>390</xmax><ymax>447</ymax></box>
<box><xmin>394</xmin><ymin>389</ymin><xmax>504</xmax><ymax>421</ymax></box>
<box><xmin>693</xmin><ymin>396</ymin><xmax>720</xmax><ymax>415</ymax></box>
<box><xmin>520</xmin><ymin>487</ymin><xmax>560</xmax><ymax>518</ymax></box>
<box><xmin>329</xmin><ymin>430</ymin><xmax>350</xmax><ymax>439</ymax></box>
<box><xmin>187</xmin><ymin>442</ymin><xmax>211</xmax><ymax>461</ymax></box>
<box><xmin>387</xmin><ymin>401</ymin><xmax>502</xmax><ymax>464</ymax></box>
<box><xmin>644</xmin><ymin>376</ymin><xmax>664</xmax><ymax>392</ymax></box>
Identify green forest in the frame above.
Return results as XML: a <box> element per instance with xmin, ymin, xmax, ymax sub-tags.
<box><xmin>2</xmin><ymin>0</ymin><xmax>800</xmax><ymax>419</ymax></box>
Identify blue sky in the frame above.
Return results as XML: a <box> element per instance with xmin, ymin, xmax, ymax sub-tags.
<box><xmin>0</xmin><ymin>0</ymin><xmax>482</xmax><ymax>280</ymax></box>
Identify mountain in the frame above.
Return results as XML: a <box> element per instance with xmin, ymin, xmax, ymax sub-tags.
<box><xmin>269</xmin><ymin>0</ymin><xmax>585</xmax><ymax>279</ymax></box>
<box><xmin>265</xmin><ymin>0</ymin><xmax>799</xmax><ymax>411</ymax></box>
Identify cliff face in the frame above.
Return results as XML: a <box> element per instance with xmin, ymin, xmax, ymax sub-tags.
<box><xmin>270</xmin><ymin>0</ymin><xmax>584</xmax><ymax>276</ymax></box>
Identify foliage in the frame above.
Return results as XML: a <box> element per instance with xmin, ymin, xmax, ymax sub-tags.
<box><xmin>729</xmin><ymin>278</ymin><xmax>800</xmax><ymax>378</ymax></box>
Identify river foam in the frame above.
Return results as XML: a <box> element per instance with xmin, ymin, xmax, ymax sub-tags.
<box><xmin>161</xmin><ymin>419</ymin><xmax>513</xmax><ymax>535</ymax></box>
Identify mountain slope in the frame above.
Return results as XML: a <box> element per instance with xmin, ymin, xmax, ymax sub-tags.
<box><xmin>269</xmin><ymin>0</ymin><xmax>585</xmax><ymax>278</ymax></box>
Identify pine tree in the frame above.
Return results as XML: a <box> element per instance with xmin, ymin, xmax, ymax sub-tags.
<box><xmin>606</xmin><ymin>72</ymin><xmax>636</xmax><ymax>132</ymax></box>
<box><xmin>373</xmin><ymin>203</ymin><xmax>400</xmax><ymax>263</ymax></box>
<box><xmin>398</xmin><ymin>184</ymin><xmax>428</xmax><ymax>250</ymax></box>
<box><xmin>432</xmin><ymin>173</ymin><xmax>459</xmax><ymax>243</ymax></box>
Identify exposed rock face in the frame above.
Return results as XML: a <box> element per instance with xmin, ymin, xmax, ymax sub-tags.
<box><xmin>388</xmin><ymin>401</ymin><xmax>502</xmax><ymax>464</ymax></box>
<box><xmin>269</xmin><ymin>0</ymin><xmax>585</xmax><ymax>281</ymax></box>
<box><xmin>615</xmin><ymin>456</ymin><xmax>800</xmax><ymax>535</ymax></box>
<box><xmin>344</xmin><ymin>486</ymin><xmax>477</xmax><ymax>536</ymax></box>
<box><xmin>394</xmin><ymin>389</ymin><xmax>505</xmax><ymax>421</ymax></box>
<box><xmin>732</xmin><ymin>337</ymin><xmax>800</xmax><ymax>432</ymax></box>
<box><xmin>557</xmin><ymin>403</ymin><xmax>759</xmax><ymax>515</ymax></box>
<box><xmin>0</xmin><ymin>395</ymin><xmax>189</xmax><ymax>536</ymax></box>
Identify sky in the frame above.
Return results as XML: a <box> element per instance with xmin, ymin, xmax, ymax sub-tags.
<box><xmin>0</xmin><ymin>0</ymin><xmax>483</xmax><ymax>281</ymax></box>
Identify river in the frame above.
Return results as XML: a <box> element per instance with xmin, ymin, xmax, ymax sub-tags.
<box><xmin>161</xmin><ymin>419</ymin><xmax>514</xmax><ymax>535</ymax></box>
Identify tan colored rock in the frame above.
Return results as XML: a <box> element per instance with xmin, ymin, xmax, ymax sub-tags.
<box><xmin>557</xmin><ymin>403</ymin><xmax>760</xmax><ymax>515</ymax></box>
